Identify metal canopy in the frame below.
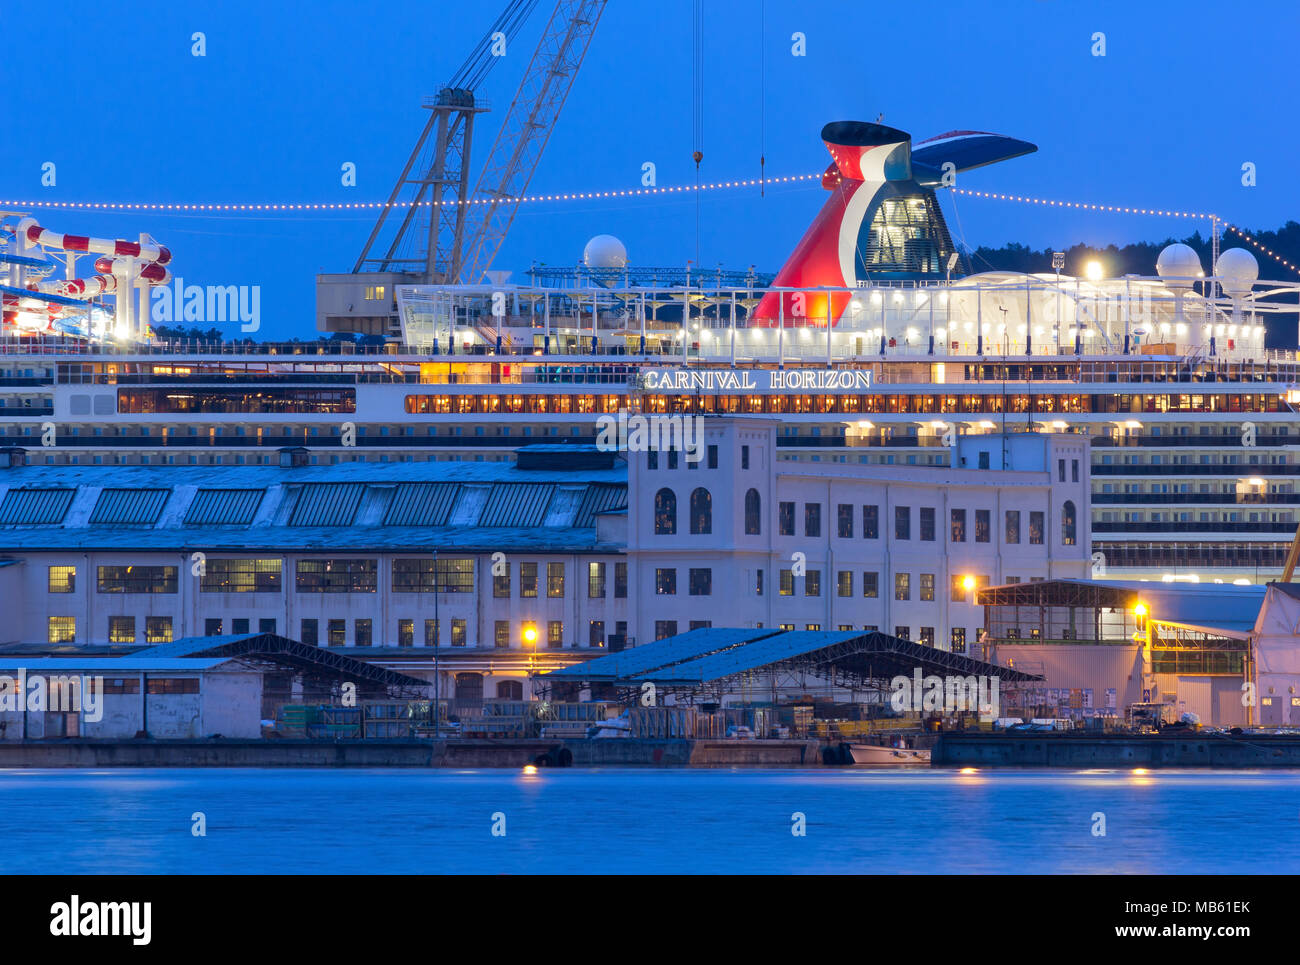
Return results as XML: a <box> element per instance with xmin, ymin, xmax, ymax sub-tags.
<box><xmin>136</xmin><ymin>633</ymin><xmax>429</xmax><ymax>692</ymax></box>
<box><xmin>543</xmin><ymin>627</ymin><xmax>779</xmax><ymax>682</ymax></box>
<box><xmin>648</xmin><ymin>630</ymin><xmax>1043</xmax><ymax>687</ymax></box>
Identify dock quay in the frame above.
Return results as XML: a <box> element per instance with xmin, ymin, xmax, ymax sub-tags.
<box><xmin>932</xmin><ymin>732</ymin><xmax>1300</xmax><ymax>768</ymax></box>
<box><xmin>0</xmin><ymin>737</ymin><xmax>821</xmax><ymax>768</ymax></box>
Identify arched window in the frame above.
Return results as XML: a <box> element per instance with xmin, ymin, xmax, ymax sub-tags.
<box><xmin>654</xmin><ymin>488</ymin><xmax>677</xmax><ymax>534</ymax></box>
<box><xmin>1061</xmin><ymin>500</ymin><xmax>1077</xmax><ymax>546</ymax></box>
<box><xmin>690</xmin><ymin>487</ymin><xmax>712</xmax><ymax>534</ymax></box>
<box><xmin>745</xmin><ymin>489</ymin><xmax>761</xmax><ymax>535</ymax></box>
<box><xmin>496</xmin><ymin>680</ymin><xmax>523</xmax><ymax>700</ymax></box>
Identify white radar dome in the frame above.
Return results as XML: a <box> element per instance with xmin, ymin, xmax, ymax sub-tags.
<box><xmin>1215</xmin><ymin>247</ymin><xmax>1259</xmax><ymax>297</ymax></box>
<box><xmin>583</xmin><ymin>234</ymin><xmax>628</xmax><ymax>269</ymax></box>
<box><xmin>1156</xmin><ymin>243</ymin><xmax>1202</xmax><ymax>290</ymax></box>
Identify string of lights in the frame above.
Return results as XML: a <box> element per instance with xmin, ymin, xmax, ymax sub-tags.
<box><xmin>0</xmin><ymin>172</ymin><xmax>820</xmax><ymax>213</ymax></box>
<box><xmin>4</xmin><ymin>175</ymin><xmax>1295</xmax><ymax>278</ymax></box>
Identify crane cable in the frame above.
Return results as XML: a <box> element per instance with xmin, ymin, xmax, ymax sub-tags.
<box><xmin>760</xmin><ymin>0</ymin><xmax>766</xmax><ymax>197</ymax></box>
<box><xmin>692</xmin><ymin>0</ymin><xmax>704</xmax><ymax>265</ymax></box>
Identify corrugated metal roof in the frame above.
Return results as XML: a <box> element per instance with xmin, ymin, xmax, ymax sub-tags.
<box><xmin>0</xmin><ymin>658</ymin><xmax>232</xmax><ymax>671</ymax></box>
<box><xmin>478</xmin><ymin>483</ymin><xmax>555</xmax><ymax>527</ymax></box>
<box><xmin>135</xmin><ymin>633</ymin><xmax>262</xmax><ymax>658</ymax></box>
<box><xmin>88</xmin><ymin>488</ymin><xmax>171</xmax><ymax>525</ymax></box>
<box><xmin>289</xmin><ymin>483</ymin><xmax>365</xmax><ymax>526</ymax></box>
<box><xmin>545</xmin><ymin>628</ymin><xmax>776</xmax><ymax>681</ymax></box>
<box><xmin>572</xmin><ymin>483</ymin><xmax>627</xmax><ymax>527</ymax></box>
<box><xmin>656</xmin><ymin>630</ymin><xmax>863</xmax><ymax>683</ymax></box>
<box><xmin>184</xmin><ymin>488</ymin><xmax>265</xmax><ymax>525</ymax></box>
<box><xmin>0</xmin><ymin>487</ymin><xmax>75</xmax><ymax>525</ymax></box>
<box><xmin>383</xmin><ymin>483</ymin><xmax>459</xmax><ymax>526</ymax></box>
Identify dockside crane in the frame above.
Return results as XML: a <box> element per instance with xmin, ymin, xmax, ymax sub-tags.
<box><xmin>353</xmin><ymin>0</ymin><xmax>607</xmax><ymax>285</ymax></box>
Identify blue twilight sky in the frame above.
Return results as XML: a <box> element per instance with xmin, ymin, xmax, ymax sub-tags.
<box><xmin>3</xmin><ymin>0</ymin><xmax>1298</xmax><ymax>339</ymax></box>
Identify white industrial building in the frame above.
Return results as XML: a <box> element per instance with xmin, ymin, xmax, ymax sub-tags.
<box><xmin>0</xmin><ymin>416</ymin><xmax>1090</xmax><ymax>710</ymax></box>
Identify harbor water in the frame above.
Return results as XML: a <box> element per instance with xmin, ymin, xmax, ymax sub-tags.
<box><xmin>1</xmin><ymin>768</ymin><xmax>1296</xmax><ymax>874</ymax></box>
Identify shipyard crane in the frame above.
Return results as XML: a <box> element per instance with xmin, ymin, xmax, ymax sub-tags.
<box><xmin>353</xmin><ymin>0</ymin><xmax>606</xmax><ymax>284</ymax></box>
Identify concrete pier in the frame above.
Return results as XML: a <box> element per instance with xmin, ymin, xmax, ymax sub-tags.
<box><xmin>933</xmin><ymin>732</ymin><xmax>1300</xmax><ymax>768</ymax></box>
<box><xmin>0</xmin><ymin>737</ymin><xmax>822</xmax><ymax>768</ymax></box>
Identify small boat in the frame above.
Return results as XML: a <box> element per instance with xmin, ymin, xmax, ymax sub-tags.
<box><xmin>848</xmin><ymin>740</ymin><xmax>931</xmax><ymax>766</ymax></box>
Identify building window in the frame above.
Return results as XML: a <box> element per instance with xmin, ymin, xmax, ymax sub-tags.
<box><xmin>520</xmin><ymin>562</ymin><xmax>538</xmax><ymax>598</ymax></box>
<box><xmin>98</xmin><ymin>678</ymin><xmax>140</xmax><ymax>695</ymax></box>
<box><xmin>147</xmin><ymin>678</ymin><xmax>200</xmax><ymax>695</ymax></box>
<box><xmin>894</xmin><ymin>626</ymin><xmax>910</xmax><ymax>641</ymax></box>
<box><xmin>146</xmin><ymin>616</ymin><xmax>173</xmax><ymax>644</ymax></box>
<box><xmin>48</xmin><ymin>565</ymin><xmax>76</xmax><ymax>593</ymax></box>
<box><xmin>920</xmin><ymin>507</ymin><xmax>935</xmax><ymax>542</ymax></box>
<box><xmin>201</xmin><ymin>559</ymin><xmax>282</xmax><ymax>593</ymax></box>
<box><xmin>324</xmin><ymin>619</ymin><xmax>344</xmax><ymax>647</ymax></box>
<box><xmin>707</xmin><ymin>445</ymin><xmax>718</xmax><ymax>469</ymax></box>
<box><xmin>804</xmin><ymin>502</ymin><xmax>821</xmax><ymax>537</ymax></box>
<box><xmin>744</xmin><ymin>489</ymin><xmax>761</xmax><ymax>535</ymax></box>
<box><xmin>741</xmin><ymin>445</ymin><xmax>750</xmax><ymax>469</ymax></box>
<box><xmin>863</xmin><ymin>572</ymin><xmax>879</xmax><ymax>598</ymax></box>
<box><xmin>919</xmin><ymin>626</ymin><xmax>935</xmax><ymax>647</ymax></box>
<box><xmin>690</xmin><ymin>488</ymin><xmax>712</xmax><ymax>534</ymax></box>
<box><xmin>863</xmin><ymin>505</ymin><xmax>879</xmax><ymax>539</ymax></box>
<box><xmin>259</xmin><ymin>618</ymin><xmax>276</xmax><ymax>635</ymax></box>
<box><xmin>805</xmin><ymin>570</ymin><xmax>821</xmax><ymax>597</ymax></box>
<box><xmin>951</xmin><ymin>509</ymin><xmax>967</xmax><ymax>542</ymax></box>
<box><xmin>1062</xmin><ymin>500</ymin><xmax>1077</xmax><ymax>545</ymax></box>
<box><xmin>837</xmin><ymin>504</ymin><xmax>853</xmax><ymax>538</ymax></box>
<box><xmin>755</xmin><ymin>569</ymin><xmax>764</xmax><ymax>596</ymax></box>
<box><xmin>424</xmin><ymin>619</ymin><xmax>440</xmax><ymax>647</ymax></box>
<box><xmin>1072</xmin><ymin>459</ymin><xmax>1080</xmax><ymax>482</ymax></box>
<box><xmin>951</xmin><ymin>627</ymin><xmax>967</xmax><ymax>653</ymax></box>
<box><xmin>654</xmin><ymin>488</ymin><xmax>677</xmax><ymax>534</ymax></box>
<box><xmin>589</xmin><ymin>620</ymin><xmax>605</xmax><ymax>648</ymax></box>
<box><xmin>1005</xmin><ymin>510</ymin><xmax>1021</xmax><ymax>544</ymax></box>
<box><xmin>546</xmin><ymin>562</ymin><xmax>565</xmax><ymax>598</ymax></box>
<box><xmin>205</xmin><ymin>618</ymin><xmax>223</xmax><ymax>636</ymax></box>
<box><xmin>689</xmin><ymin>568</ymin><xmax>712</xmax><ymax>595</ymax></box>
<box><xmin>975</xmin><ymin>509</ymin><xmax>990</xmax><ymax>543</ymax></box>
<box><xmin>354</xmin><ymin>619</ymin><xmax>372</xmax><ymax>647</ymax></box>
<box><xmin>397</xmin><ymin>619</ymin><xmax>414</xmax><ymax>648</ymax></box>
<box><xmin>588</xmin><ymin>562</ymin><xmax>606</xmax><ymax>598</ymax></box>
<box><xmin>1058</xmin><ymin>458</ymin><xmax>1066</xmax><ymax>482</ymax></box>
<box><xmin>497</xmin><ymin>680</ymin><xmax>523</xmax><ymax>700</ymax></box>
<box><xmin>451</xmin><ymin>619</ymin><xmax>467</xmax><ymax>647</ymax></box>
<box><xmin>295</xmin><ymin>559</ymin><xmax>377</xmax><ymax>593</ymax></box>
<box><xmin>232</xmin><ymin>618</ymin><xmax>250</xmax><ymax>635</ymax></box>
<box><xmin>837</xmin><ymin>571</ymin><xmax>853</xmax><ymax>597</ymax></box>
<box><xmin>392</xmin><ymin>558</ymin><xmax>473</xmax><ymax>593</ymax></box>
<box><xmin>894</xmin><ymin>506</ymin><xmax>910</xmax><ymax>540</ymax></box>
<box><xmin>97</xmin><ymin>565</ymin><xmax>178</xmax><ymax>594</ymax></box>
<box><xmin>920</xmin><ymin>573</ymin><xmax>935</xmax><ymax>601</ymax></box>
<box><xmin>951</xmin><ymin>575</ymin><xmax>968</xmax><ymax>602</ymax></box>
<box><xmin>895</xmin><ymin>573</ymin><xmax>910</xmax><ymax>601</ymax></box>
<box><xmin>654</xmin><ymin>620</ymin><xmax>678</xmax><ymax>640</ymax></box>
<box><xmin>778</xmin><ymin>501</ymin><xmax>795</xmax><ymax>535</ymax></box>
<box><xmin>547</xmin><ymin>621</ymin><xmax>564</xmax><ymax>649</ymax></box>
<box><xmin>300</xmin><ymin>619</ymin><xmax>319</xmax><ymax>647</ymax></box>
<box><xmin>656</xmin><ymin>568</ymin><xmax>677</xmax><ymax>594</ymax></box>
<box><xmin>647</xmin><ymin>450</ymin><xmax>658</xmax><ymax>470</ymax></box>
<box><xmin>614</xmin><ymin>562</ymin><xmax>627</xmax><ymax>598</ymax></box>
<box><xmin>779</xmin><ymin>569</ymin><xmax>794</xmax><ymax>596</ymax></box>
<box><xmin>108</xmin><ymin>616</ymin><xmax>135</xmax><ymax>644</ymax></box>
<box><xmin>494</xmin><ymin>621</ymin><xmax>510</xmax><ymax>649</ymax></box>
<box><xmin>494</xmin><ymin>562</ymin><xmax>511</xmax><ymax>598</ymax></box>
<box><xmin>668</xmin><ymin>451</ymin><xmax>678</xmax><ymax>470</ymax></box>
<box><xmin>1029</xmin><ymin>511</ymin><xmax>1045</xmax><ymax>544</ymax></box>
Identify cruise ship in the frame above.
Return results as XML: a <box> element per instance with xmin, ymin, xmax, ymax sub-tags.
<box><xmin>3</xmin><ymin>120</ymin><xmax>1299</xmax><ymax>587</ymax></box>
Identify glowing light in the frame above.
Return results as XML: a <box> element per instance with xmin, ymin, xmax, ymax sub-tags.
<box><xmin>522</xmin><ymin>624</ymin><xmax>538</xmax><ymax>646</ymax></box>
<box><xmin>1084</xmin><ymin>261</ymin><xmax>1103</xmax><ymax>281</ymax></box>
<box><xmin>958</xmin><ymin>767</ymin><xmax>979</xmax><ymax>775</ymax></box>
<box><xmin>961</xmin><ymin>575</ymin><xmax>977</xmax><ymax>592</ymax></box>
<box><xmin>523</xmin><ymin>764</ymin><xmax>538</xmax><ymax>775</ymax></box>
<box><xmin>1134</xmin><ymin>603</ymin><xmax>1147</xmax><ymax>617</ymax></box>
<box><xmin>1131</xmin><ymin>768</ymin><xmax>1148</xmax><ymax>776</ymax></box>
